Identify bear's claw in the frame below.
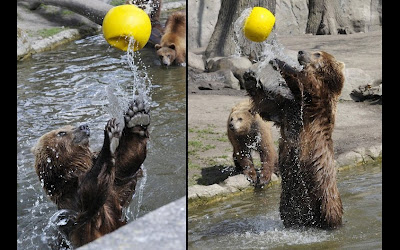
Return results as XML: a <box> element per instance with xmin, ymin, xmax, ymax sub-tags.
<box><xmin>106</xmin><ymin>118</ymin><xmax>122</xmax><ymax>155</ymax></box>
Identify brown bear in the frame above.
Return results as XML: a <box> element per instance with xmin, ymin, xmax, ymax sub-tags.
<box><xmin>155</xmin><ymin>11</ymin><xmax>186</xmax><ymax>66</ymax></box>
<box><xmin>31</xmin><ymin>98</ymin><xmax>150</xmax><ymax>247</ymax></box>
<box><xmin>227</xmin><ymin>99</ymin><xmax>278</xmax><ymax>187</ymax></box>
<box><xmin>243</xmin><ymin>50</ymin><xmax>345</xmax><ymax>229</ymax></box>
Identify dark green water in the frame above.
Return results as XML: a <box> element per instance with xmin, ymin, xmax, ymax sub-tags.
<box><xmin>189</xmin><ymin>162</ymin><xmax>382</xmax><ymax>249</ymax></box>
<box><xmin>17</xmin><ymin>34</ymin><xmax>186</xmax><ymax>249</ymax></box>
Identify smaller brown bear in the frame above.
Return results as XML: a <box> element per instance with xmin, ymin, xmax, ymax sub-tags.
<box><xmin>227</xmin><ymin>99</ymin><xmax>278</xmax><ymax>187</ymax></box>
<box><xmin>155</xmin><ymin>11</ymin><xmax>186</xmax><ymax>66</ymax></box>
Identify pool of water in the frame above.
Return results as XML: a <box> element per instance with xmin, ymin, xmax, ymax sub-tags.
<box><xmin>188</xmin><ymin>162</ymin><xmax>382</xmax><ymax>249</ymax></box>
<box><xmin>17</xmin><ymin>34</ymin><xmax>186</xmax><ymax>249</ymax></box>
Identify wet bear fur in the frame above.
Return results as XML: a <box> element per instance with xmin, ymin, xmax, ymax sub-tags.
<box><xmin>31</xmin><ymin>99</ymin><xmax>150</xmax><ymax>247</ymax></box>
<box><xmin>244</xmin><ymin>50</ymin><xmax>345</xmax><ymax>229</ymax></box>
<box><xmin>227</xmin><ymin>99</ymin><xmax>278</xmax><ymax>187</ymax></box>
<box><xmin>155</xmin><ymin>11</ymin><xmax>186</xmax><ymax>66</ymax></box>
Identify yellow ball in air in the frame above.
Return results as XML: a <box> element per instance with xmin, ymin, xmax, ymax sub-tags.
<box><xmin>243</xmin><ymin>7</ymin><xmax>275</xmax><ymax>42</ymax></box>
<box><xmin>102</xmin><ymin>4</ymin><xmax>151</xmax><ymax>51</ymax></box>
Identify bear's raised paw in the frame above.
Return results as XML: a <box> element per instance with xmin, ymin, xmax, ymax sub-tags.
<box><xmin>106</xmin><ymin>118</ymin><xmax>122</xmax><ymax>155</ymax></box>
<box><xmin>124</xmin><ymin>96</ymin><xmax>150</xmax><ymax>135</ymax></box>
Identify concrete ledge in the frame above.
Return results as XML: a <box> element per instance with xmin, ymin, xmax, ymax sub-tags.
<box><xmin>188</xmin><ymin>144</ymin><xmax>382</xmax><ymax>202</ymax></box>
<box><xmin>79</xmin><ymin>196</ymin><xmax>186</xmax><ymax>250</ymax></box>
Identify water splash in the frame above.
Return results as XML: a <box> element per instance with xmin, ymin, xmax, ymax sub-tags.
<box><xmin>132</xmin><ymin>165</ymin><xmax>148</xmax><ymax>220</ymax></box>
<box><xmin>104</xmin><ymin>36</ymin><xmax>152</xmax><ymax>221</ymax></box>
<box><xmin>233</xmin><ymin>8</ymin><xmax>303</xmax><ymax>100</ymax></box>
<box><xmin>125</xmin><ymin>37</ymin><xmax>153</xmax><ymax>105</ymax></box>
<box><xmin>233</xmin><ymin>8</ymin><xmax>301</xmax><ymax>68</ymax></box>
<box><xmin>105</xmin><ymin>36</ymin><xmax>153</xmax><ymax>126</ymax></box>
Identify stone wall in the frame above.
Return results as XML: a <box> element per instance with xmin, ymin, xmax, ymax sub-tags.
<box><xmin>188</xmin><ymin>0</ymin><xmax>382</xmax><ymax>49</ymax></box>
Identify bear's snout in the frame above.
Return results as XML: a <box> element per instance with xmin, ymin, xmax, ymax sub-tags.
<box><xmin>78</xmin><ymin>124</ymin><xmax>90</xmax><ymax>136</ymax></box>
<box><xmin>72</xmin><ymin>124</ymin><xmax>90</xmax><ymax>145</ymax></box>
<box><xmin>298</xmin><ymin>50</ymin><xmax>310</xmax><ymax>65</ymax></box>
<box><xmin>229</xmin><ymin>121</ymin><xmax>235</xmax><ymax>131</ymax></box>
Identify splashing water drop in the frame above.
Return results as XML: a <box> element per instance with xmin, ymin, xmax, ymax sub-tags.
<box><xmin>233</xmin><ymin>8</ymin><xmax>304</xmax><ymax>101</ymax></box>
<box><xmin>105</xmin><ymin>36</ymin><xmax>153</xmax><ymax>127</ymax></box>
<box><xmin>104</xmin><ymin>36</ymin><xmax>151</xmax><ymax>221</ymax></box>
<box><xmin>132</xmin><ymin>165</ymin><xmax>147</xmax><ymax>220</ymax></box>
<box><xmin>234</xmin><ymin>8</ymin><xmax>302</xmax><ymax>69</ymax></box>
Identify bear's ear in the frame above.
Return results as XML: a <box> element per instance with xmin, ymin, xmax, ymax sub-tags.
<box><xmin>168</xmin><ymin>43</ymin><xmax>176</xmax><ymax>50</ymax></box>
<box><xmin>337</xmin><ymin>61</ymin><xmax>345</xmax><ymax>71</ymax></box>
<box><xmin>155</xmin><ymin>44</ymin><xmax>161</xmax><ymax>50</ymax></box>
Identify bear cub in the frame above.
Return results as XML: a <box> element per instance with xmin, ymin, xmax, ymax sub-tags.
<box><xmin>227</xmin><ymin>99</ymin><xmax>278</xmax><ymax>187</ymax></box>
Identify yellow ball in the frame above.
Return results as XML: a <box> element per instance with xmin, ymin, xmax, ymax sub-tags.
<box><xmin>243</xmin><ymin>7</ymin><xmax>275</xmax><ymax>42</ymax></box>
<box><xmin>102</xmin><ymin>5</ymin><xmax>151</xmax><ymax>51</ymax></box>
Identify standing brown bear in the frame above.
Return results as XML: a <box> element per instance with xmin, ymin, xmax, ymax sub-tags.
<box><xmin>31</xmin><ymin>98</ymin><xmax>150</xmax><ymax>247</ymax></box>
<box><xmin>227</xmin><ymin>99</ymin><xmax>278</xmax><ymax>187</ymax></box>
<box><xmin>155</xmin><ymin>11</ymin><xmax>186</xmax><ymax>66</ymax></box>
<box><xmin>244</xmin><ymin>50</ymin><xmax>345</xmax><ymax>229</ymax></box>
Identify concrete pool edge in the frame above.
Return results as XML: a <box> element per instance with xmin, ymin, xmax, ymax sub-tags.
<box><xmin>188</xmin><ymin>143</ymin><xmax>382</xmax><ymax>207</ymax></box>
<box><xmin>78</xmin><ymin>196</ymin><xmax>186</xmax><ymax>250</ymax></box>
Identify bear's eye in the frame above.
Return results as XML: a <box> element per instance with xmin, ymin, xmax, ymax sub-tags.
<box><xmin>57</xmin><ymin>131</ymin><xmax>67</xmax><ymax>137</ymax></box>
<box><xmin>238</xmin><ymin>118</ymin><xmax>243</xmax><ymax>121</ymax></box>
<box><xmin>314</xmin><ymin>52</ymin><xmax>321</xmax><ymax>58</ymax></box>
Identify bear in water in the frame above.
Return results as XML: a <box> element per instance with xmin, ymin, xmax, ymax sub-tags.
<box><xmin>31</xmin><ymin>98</ymin><xmax>150</xmax><ymax>247</ymax></box>
<box><xmin>244</xmin><ymin>50</ymin><xmax>345</xmax><ymax>229</ymax></box>
<box><xmin>227</xmin><ymin>99</ymin><xmax>278</xmax><ymax>187</ymax></box>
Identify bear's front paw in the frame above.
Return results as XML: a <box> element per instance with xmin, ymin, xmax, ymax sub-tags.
<box><xmin>243</xmin><ymin>166</ymin><xmax>258</xmax><ymax>185</ymax></box>
<box><xmin>124</xmin><ymin>96</ymin><xmax>150</xmax><ymax>135</ymax></box>
<box><xmin>106</xmin><ymin>118</ymin><xmax>122</xmax><ymax>155</ymax></box>
<box><xmin>243</xmin><ymin>70</ymin><xmax>260</xmax><ymax>94</ymax></box>
<box><xmin>269</xmin><ymin>58</ymin><xmax>281</xmax><ymax>70</ymax></box>
<box><xmin>255</xmin><ymin>172</ymin><xmax>271</xmax><ymax>189</ymax></box>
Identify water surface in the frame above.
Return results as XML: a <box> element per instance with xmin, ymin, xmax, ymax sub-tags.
<box><xmin>17</xmin><ymin>34</ymin><xmax>186</xmax><ymax>249</ymax></box>
<box><xmin>189</xmin><ymin>162</ymin><xmax>382</xmax><ymax>249</ymax></box>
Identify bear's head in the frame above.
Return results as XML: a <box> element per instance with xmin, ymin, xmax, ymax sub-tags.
<box><xmin>155</xmin><ymin>43</ymin><xmax>176</xmax><ymax>66</ymax></box>
<box><xmin>298</xmin><ymin>50</ymin><xmax>345</xmax><ymax>95</ymax></box>
<box><xmin>31</xmin><ymin>124</ymin><xmax>92</xmax><ymax>206</ymax></box>
<box><xmin>228</xmin><ymin>109</ymin><xmax>253</xmax><ymax>136</ymax></box>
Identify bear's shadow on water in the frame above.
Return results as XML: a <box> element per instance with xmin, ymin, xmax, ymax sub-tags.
<box><xmin>197</xmin><ymin>165</ymin><xmax>239</xmax><ymax>185</ymax></box>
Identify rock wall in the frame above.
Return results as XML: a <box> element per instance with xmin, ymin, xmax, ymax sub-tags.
<box><xmin>188</xmin><ymin>0</ymin><xmax>382</xmax><ymax>49</ymax></box>
<box><xmin>188</xmin><ymin>0</ymin><xmax>221</xmax><ymax>49</ymax></box>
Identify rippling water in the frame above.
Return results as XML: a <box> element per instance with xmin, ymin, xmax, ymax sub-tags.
<box><xmin>17</xmin><ymin>34</ymin><xmax>186</xmax><ymax>249</ymax></box>
<box><xmin>189</xmin><ymin>162</ymin><xmax>382</xmax><ymax>249</ymax></box>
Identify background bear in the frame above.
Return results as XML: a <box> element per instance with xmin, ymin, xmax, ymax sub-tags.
<box><xmin>244</xmin><ymin>50</ymin><xmax>345</xmax><ymax>229</ymax></box>
<box><xmin>227</xmin><ymin>99</ymin><xmax>278</xmax><ymax>187</ymax></box>
<box><xmin>31</xmin><ymin>98</ymin><xmax>150</xmax><ymax>247</ymax></box>
<box><xmin>155</xmin><ymin>11</ymin><xmax>186</xmax><ymax>66</ymax></box>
